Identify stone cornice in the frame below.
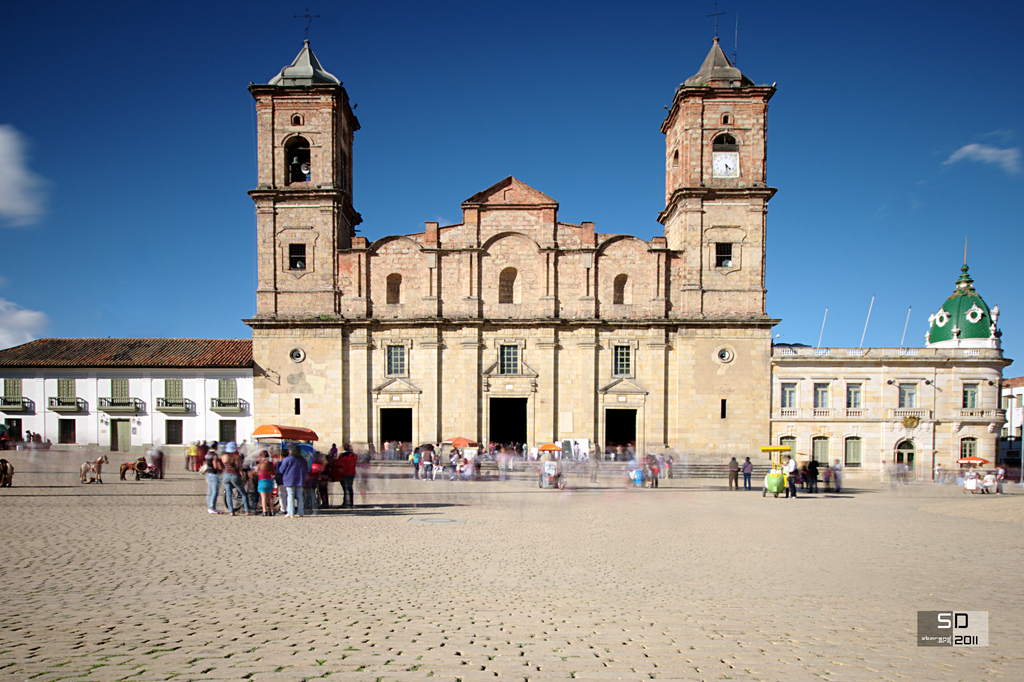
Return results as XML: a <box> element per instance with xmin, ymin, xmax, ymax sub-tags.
<box><xmin>658</xmin><ymin>186</ymin><xmax>777</xmax><ymax>225</ymax></box>
<box><xmin>245</xmin><ymin>317</ymin><xmax>780</xmax><ymax>330</ymax></box>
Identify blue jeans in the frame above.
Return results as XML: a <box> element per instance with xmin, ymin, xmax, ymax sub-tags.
<box><xmin>284</xmin><ymin>485</ymin><xmax>304</xmax><ymax>516</ymax></box>
<box><xmin>222</xmin><ymin>473</ymin><xmax>250</xmax><ymax>513</ymax></box>
<box><xmin>743</xmin><ymin>472</ymin><xmax>751</xmax><ymax>490</ymax></box>
<box><xmin>205</xmin><ymin>473</ymin><xmax>221</xmax><ymax>511</ymax></box>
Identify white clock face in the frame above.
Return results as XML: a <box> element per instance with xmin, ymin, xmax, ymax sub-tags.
<box><xmin>712</xmin><ymin>152</ymin><xmax>739</xmax><ymax>178</ymax></box>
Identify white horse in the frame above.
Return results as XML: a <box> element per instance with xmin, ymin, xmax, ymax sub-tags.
<box><xmin>80</xmin><ymin>455</ymin><xmax>109</xmax><ymax>483</ymax></box>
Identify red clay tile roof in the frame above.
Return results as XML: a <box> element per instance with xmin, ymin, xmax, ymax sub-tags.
<box><xmin>1003</xmin><ymin>376</ymin><xmax>1024</xmax><ymax>388</ymax></box>
<box><xmin>0</xmin><ymin>339</ymin><xmax>252</xmax><ymax>368</ymax></box>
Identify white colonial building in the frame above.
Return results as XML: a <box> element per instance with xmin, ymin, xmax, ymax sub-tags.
<box><xmin>770</xmin><ymin>264</ymin><xmax>1009</xmax><ymax>478</ymax></box>
<box><xmin>0</xmin><ymin>339</ymin><xmax>253</xmax><ymax>453</ymax></box>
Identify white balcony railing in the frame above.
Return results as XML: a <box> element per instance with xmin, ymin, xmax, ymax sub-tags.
<box><xmin>813</xmin><ymin>408</ymin><xmax>832</xmax><ymax>418</ymax></box>
<box><xmin>780</xmin><ymin>408</ymin><xmax>799</xmax><ymax>418</ymax></box>
<box><xmin>845</xmin><ymin>408</ymin><xmax>864</xmax><ymax>418</ymax></box>
<box><xmin>891</xmin><ymin>408</ymin><xmax>931</xmax><ymax>420</ymax></box>
<box><xmin>958</xmin><ymin>408</ymin><xmax>1006</xmax><ymax>420</ymax></box>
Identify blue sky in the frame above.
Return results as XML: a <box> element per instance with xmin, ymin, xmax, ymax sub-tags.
<box><xmin>1</xmin><ymin>1</ymin><xmax>1022</xmax><ymax>371</ymax></box>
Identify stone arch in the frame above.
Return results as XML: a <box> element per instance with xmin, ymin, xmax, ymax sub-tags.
<box><xmin>386</xmin><ymin>273</ymin><xmax>402</xmax><ymax>304</ymax></box>
<box><xmin>284</xmin><ymin>135</ymin><xmax>311</xmax><ymax>185</ymax></box>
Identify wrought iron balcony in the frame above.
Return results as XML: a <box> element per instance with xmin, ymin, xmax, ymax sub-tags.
<box><xmin>210</xmin><ymin>397</ymin><xmax>249</xmax><ymax>414</ymax></box>
<box><xmin>98</xmin><ymin>397</ymin><xmax>144</xmax><ymax>413</ymax></box>
<box><xmin>48</xmin><ymin>396</ymin><xmax>87</xmax><ymax>413</ymax></box>
<box><xmin>156</xmin><ymin>397</ymin><xmax>196</xmax><ymax>414</ymax></box>
<box><xmin>0</xmin><ymin>396</ymin><xmax>33</xmax><ymax>413</ymax></box>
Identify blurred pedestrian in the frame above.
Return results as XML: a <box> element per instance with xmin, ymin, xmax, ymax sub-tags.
<box><xmin>338</xmin><ymin>444</ymin><xmax>357</xmax><ymax>508</ymax></box>
<box><xmin>784</xmin><ymin>455</ymin><xmax>798</xmax><ymax>498</ymax></box>
<box><xmin>832</xmin><ymin>460</ymin><xmax>844</xmax><ymax>493</ymax></box>
<box><xmin>205</xmin><ymin>447</ymin><xmax>223</xmax><ymax>514</ymax></box>
<box><xmin>806</xmin><ymin>458</ymin><xmax>819</xmax><ymax>494</ymax></box>
<box><xmin>276</xmin><ymin>445</ymin><xmax>308</xmax><ymax>517</ymax></box>
<box><xmin>221</xmin><ymin>442</ymin><xmax>251</xmax><ymax>516</ymax></box>
<box><xmin>996</xmin><ymin>464</ymin><xmax>1005</xmax><ymax>494</ymax></box>
<box><xmin>742</xmin><ymin>457</ymin><xmax>753</xmax><ymax>490</ymax></box>
<box><xmin>256</xmin><ymin>451</ymin><xmax>275</xmax><ymax>516</ymax></box>
<box><xmin>728</xmin><ymin>457</ymin><xmax>739</xmax><ymax>490</ymax></box>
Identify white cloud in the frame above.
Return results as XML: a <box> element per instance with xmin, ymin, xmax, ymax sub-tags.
<box><xmin>0</xmin><ymin>125</ymin><xmax>47</xmax><ymax>226</ymax></box>
<box><xmin>944</xmin><ymin>143</ymin><xmax>1022</xmax><ymax>175</ymax></box>
<box><xmin>0</xmin><ymin>298</ymin><xmax>48</xmax><ymax>349</ymax></box>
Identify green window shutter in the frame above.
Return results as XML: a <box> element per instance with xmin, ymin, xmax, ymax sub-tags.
<box><xmin>58</xmin><ymin>378</ymin><xmax>75</xmax><ymax>398</ymax></box>
<box><xmin>218</xmin><ymin>379</ymin><xmax>237</xmax><ymax>401</ymax></box>
<box><xmin>111</xmin><ymin>378</ymin><xmax>129</xmax><ymax>398</ymax></box>
<box><xmin>4</xmin><ymin>378</ymin><xmax>22</xmax><ymax>398</ymax></box>
<box><xmin>165</xmin><ymin>379</ymin><xmax>183</xmax><ymax>399</ymax></box>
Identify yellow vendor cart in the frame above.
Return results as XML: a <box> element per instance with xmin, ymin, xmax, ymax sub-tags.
<box><xmin>759</xmin><ymin>445</ymin><xmax>791</xmax><ymax>498</ymax></box>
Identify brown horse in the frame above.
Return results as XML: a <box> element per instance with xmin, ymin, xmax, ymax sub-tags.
<box><xmin>0</xmin><ymin>458</ymin><xmax>12</xmax><ymax>487</ymax></box>
<box><xmin>119</xmin><ymin>457</ymin><xmax>149</xmax><ymax>480</ymax></box>
<box><xmin>80</xmin><ymin>455</ymin><xmax>109</xmax><ymax>483</ymax></box>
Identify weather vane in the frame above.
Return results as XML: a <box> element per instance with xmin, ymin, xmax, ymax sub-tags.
<box><xmin>294</xmin><ymin>8</ymin><xmax>320</xmax><ymax>40</ymax></box>
<box><xmin>706</xmin><ymin>2</ymin><xmax>726</xmax><ymax>39</ymax></box>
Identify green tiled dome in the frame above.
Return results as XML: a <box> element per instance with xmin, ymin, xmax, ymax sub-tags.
<box><xmin>927</xmin><ymin>264</ymin><xmax>995</xmax><ymax>345</ymax></box>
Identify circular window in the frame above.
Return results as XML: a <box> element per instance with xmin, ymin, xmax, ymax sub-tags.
<box><xmin>716</xmin><ymin>347</ymin><xmax>734</xmax><ymax>363</ymax></box>
<box><xmin>965</xmin><ymin>304</ymin><xmax>984</xmax><ymax>324</ymax></box>
<box><xmin>934</xmin><ymin>310</ymin><xmax>950</xmax><ymax>328</ymax></box>
<box><xmin>289</xmin><ymin>348</ymin><xmax>306</xmax><ymax>363</ymax></box>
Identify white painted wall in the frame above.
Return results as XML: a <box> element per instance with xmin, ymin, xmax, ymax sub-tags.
<box><xmin>1</xmin><ymin>369</ymin><xmax>253</xmax><ymax>453</ymax></box>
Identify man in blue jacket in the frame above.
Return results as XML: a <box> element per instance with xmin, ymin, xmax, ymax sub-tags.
<box><xmin>276</xmin><ymin>446</ymin><xmax>309</xmax><ymax>517</ymax></box>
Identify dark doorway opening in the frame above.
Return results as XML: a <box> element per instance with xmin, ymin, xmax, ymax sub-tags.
<box><xmin>380</xmin><ymin>408</ymin><xmax>412</xmax><ymax>444</ymax></box>
<box><xmin>59</xmin><ymin>419</ymin><xmax>76</xmax><ymax>444</ymax></box>
<box><xmin>489</xmin><ymin>398</ymin><xmax>527</xmax><ymax>446</ymax></box>
<box><xmin>605</xmin><ymin>409</ymin><xmax>637</xmax><ymax>459</ymax></box>
<box><xmin>4</xmin><ymin>418</ymin><xmax>22</xmax><ymax>443</ymax></box>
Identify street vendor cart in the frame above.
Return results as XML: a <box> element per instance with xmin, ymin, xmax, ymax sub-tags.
<box><xmin>759</xmin><ymin>445</ymin><xmax>791</xmax><ymax>498</ymax></box>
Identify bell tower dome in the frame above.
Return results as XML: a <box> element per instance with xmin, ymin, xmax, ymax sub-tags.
<box><xmin>248</xmin><ymin>41</ymin><xmax>361</xmax><ymax>317</ymax></box>
<box><xmin>659</xmin><ymin>38</ymin><xmax>776</xmax><ymax>318</ymax></box>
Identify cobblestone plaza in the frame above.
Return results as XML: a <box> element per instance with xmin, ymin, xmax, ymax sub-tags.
<box><xmin>1</xmin><ymin>451</ymin><xmax>1021</xmax><ymax>681</ymax></box>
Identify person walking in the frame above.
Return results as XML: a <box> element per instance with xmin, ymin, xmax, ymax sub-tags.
<box><xmin>412</xmin><ymin>447</ymin><xmax>422</xmax><ymax>479</ymax></box>
<box><xmin>205</xmin><ymin>446</ymin><xmax>223</xmax><ymax>514</ymax></box>
<box><xmin>741</xmin><ymin>457</ymin><xmax>753</xmax><ymax>490</ymax></box>
<box><xmin>784</xmin><ymin>455</ymin><xmax>798</xmax><ymax>499</ymax></box>
<box><xmin>221</xmin><ymin>442</ymin><xmax>251</xmax><ymax>516</ymax></box>
<box><xmin>806</xmin><ymin>458</ymin><xmax>819</xmax><ymax>494</ymax></box>
<box><xmin>589</xmin><ymin>450</ymin><xmax>600</xmax><ymax>483</ymax></box>
<box><xmin>832</xmin><ymin>459</ymin><xmax>844</xmax><ymax>493</ymax></box>
<box><xmin>997</xmin><ymin>464</ymin><xmax>1006</xmax><ymax>494</ymax></box>
<box><xmin>727</xmin><ymin>457</ymin><xmax>740</xmax><ymax>490</ymax></box>
<box><xmin>276</xmin><ymin>445</ymin><xmax>308</xmax><ymax>517</ymax></box>
<box><xmin>255</xmin><ymin>451</ymin><xmax>275</xmax><ymax>516</ymax></box>
<box><xmin>338</xmin><ymin>445</ymin><xmax>357</xmax><ymax>508</ymax></box>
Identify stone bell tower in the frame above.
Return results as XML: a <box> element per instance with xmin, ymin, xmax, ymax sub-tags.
<box><xmin>659</xmin><ymin>38</ymin><xmax>776</xmax><ymax>318</ymax></box>
<box><xmin>248</xmin><ymin>40</ymin><xmax>361</xmax><ymax>317</ymax></box>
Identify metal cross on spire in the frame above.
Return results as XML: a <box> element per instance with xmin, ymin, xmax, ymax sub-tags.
<box><xmin>706</xmin><ymin>2</ymin><xmax>726</xmax><ymax>39</ymax></box>
<box><xmin>294</xmin><ymin>8</ymin><xmax>321</xmax><ymax>40</ymax></box>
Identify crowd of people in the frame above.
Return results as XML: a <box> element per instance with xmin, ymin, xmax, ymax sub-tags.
<box><xmin>195</xmin><ymin>441</ymin><xmax>359</xmax><ymax>516</ymax></box>
<box><xmin>0</xmin><ymin>430</ymin><xmax>52</xmax><ymax>451</ymax></box>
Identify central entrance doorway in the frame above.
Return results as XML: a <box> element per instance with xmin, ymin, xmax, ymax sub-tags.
<box><xmin>895</xmin><ymin>440</ymin><xmax>915</xmax><ymax>467</ymax></box>
<box><xmin>380</xmin><ymin>408</ymin><xmax>412</xmax><ymax>445</ymax></box>
<box><xmin>110</xmin><ymin>419</ymin><xmax>130</xmax><ymax>452</ymax></box>
<box><xmin>489</xmin><ymin>398</ymin><xmax>526</xmax><ymax>446</ymax></box>
<box><xmin>605</xmin><ymin>408</ymin><xmax>637</xmax><ymax>460</ymax></box>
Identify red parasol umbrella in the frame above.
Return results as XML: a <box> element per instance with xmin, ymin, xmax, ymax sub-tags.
<box><xmin>538</xmin><ymin>443</ymin><xmax>563</xmax><ymax>451</ymax></box>
<box><xmin>957</xmin><ymin>456</ymin><xmax>990</xmax><ymax>466</ymax></box>
<box><xmin>449</xmin><ymin>437</ymin><xmax>479</xmax><ymax>448</ymax></box>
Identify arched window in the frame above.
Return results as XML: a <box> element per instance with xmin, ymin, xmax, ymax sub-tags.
<box><xmin>721</xmin><ymin>113</ymin><xmax>731</xmax><ymax>125</ymax></box>
<box><xmin>386</xmin><ymin>273</ymin><xmax>402</xmax><ymax>304</ymax></box>
<box><xmin>285</xmin><ymin>136</ymin><xmax>311</xmax><ymax>184</ymax></box>
<box><xmin>959</xmin><ymin>437</ymin><xmax>976</xmax><ymax>462</ymax></box>
<box><xmin>291</xmin><ymin>114</ymin><xmax>303</xmax><ymax>126</ymax></box>
<box><xmin>713</xmin><ymin>133</ymin><xmax>738</xmax><ymax>151</ymax></box>
<box><xmin>897</xmin><ymin>439</ymin><xmax>917</xmax><ymax>467</ymax></box>
<box><xmin>671</xmin><ymin>149</ymin><xmax>679</xmax><ymax>168</ymax></box>
<box><xmin>498</xmin><ymin>267</ymin><xmax>517</xmax><ymax>304</ymax></box>
<box><xmin>844</xmin><ymin>437</ymin><xmax>862</xmax><ymax>467</ymax></box>
<box><xmin>613</xmin><ymin>274</ymin><xmax>628</xmax><ymax>305</ymax></box>
<box><xmin>812</xmin><ymin>436</ymin><xmax>829</xmax><ymax>463</ymax></box>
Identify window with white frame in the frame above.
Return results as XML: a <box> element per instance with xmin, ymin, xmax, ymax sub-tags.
<box><xmin>962</xmin><ymin>384</ymin><xmax>978</xmax><ymax>409</ymax></box>
<box><xmin>499</xmin><ymin>345</ymin><xmax>519</xmax><ymax>375</ymax></box>
<box><xmin>813</xmin><ymin>383</ymin><xmax>829</xmax><ymax>409</ymax></box>
<box><xmin>899</xmin><ymin>383</ymin><xmax>917</xmax><ymax>408</ymax></box>
<box><xmin>386</xmin><ymin>345</ymin><xmax>406</xmax><ymax>376</ymax></box>
<box><xmin>846</xmin><ymin>383</ymin><xmax>862</xmax><ymax>409</ymax></box>
<box><xmin>781</xmin><ymin>383</ymin><xmax>796</xmax><ymax>409</ymax></box>
<box><xmin>613</xmin><ymin>345</ymin><xmax>632</xmax><ymax>377</ymax></box>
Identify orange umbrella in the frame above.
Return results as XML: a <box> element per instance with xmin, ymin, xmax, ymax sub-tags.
<box><xmin>957</xmin><ymin>456</ymin><xmax>989</xmax><ymax>466</ymax></box>
<box><xmin>538</xmin><ymin>443</ymin><xmax>562</xmax><ymax>451</ymax></box>
<box><xmin>449</xmin><ymin>437</ymin><xmax>479</xmax><ymax>448</ymax></box>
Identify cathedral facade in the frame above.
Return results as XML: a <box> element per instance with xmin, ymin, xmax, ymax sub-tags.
<box><xmin>246</xmin><ymin>39</ymin><xmax>777</xmax><ymax>457</ymax></box>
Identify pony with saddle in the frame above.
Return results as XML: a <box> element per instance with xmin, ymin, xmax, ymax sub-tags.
<box><xmin>80</xmin><ymin>455</ymin><xmax>109</xmax><ymax>483</ymax></box>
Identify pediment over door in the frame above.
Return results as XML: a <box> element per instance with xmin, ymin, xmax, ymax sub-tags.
<box><xmin>372</xmin><ymin>377</ymin><xmax>422</xmax><ymax>395</ymax></box>
<box><xmin>598</xmin><ymin>378</ymin><xmax>649</xmax><ymax>395</ymax></box>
